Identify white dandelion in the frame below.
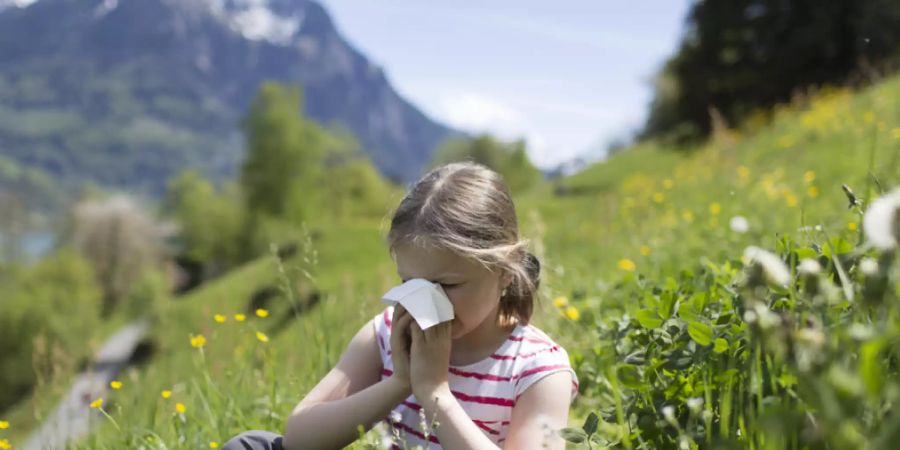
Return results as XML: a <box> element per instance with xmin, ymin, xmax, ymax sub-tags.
<box><xmin>730</xmin><ymin>216</ymin><xmax>750</xmax><ymax>233</ymax></box>
<box><xmin>743</xmin><ymin>246</ymin><xmax>791</xmax><ymax>286</ymax></box>
<box><xmin>859</xmin><ymin>257</ymin><xmax>879</xmax><ymax>276</ymax></box>
<box><xmin>863</xmin><ymin>187</ymin><xmax>900</xmax><ymax>250</ymax></box>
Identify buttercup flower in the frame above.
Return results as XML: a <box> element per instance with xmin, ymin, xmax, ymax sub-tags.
<box><xmin>190</xmin><ymin>334</ymin><xmax>207</xmax><ymax>349</ymax></box>
<box><xmin>161</xmin><ymin>390</ymin><xmax>172</xmax><ymax>399</ymax></box>
<box><xmin>256</xmin><ymin>331</ymin><xmax>270</xmax><ymax>343</ymax></box>
<box><xmin>90</xmin><ymin>398</ymin><xmax>103</xmax><ymax>409</ymax></box>
<box><xmin>618</xmin><ymin>259</ymin><xmax>636</xmax><ymax>271</ymax></box>
<box><xmin>564</xmin><ymin>306</ymin><xmax>580</xmax><ymax>321</ymax></box>
<box><xmin>255</xmin><ymin>308</ymin><xmax>269</xmax><ymax>318</ymax></box>
<box><xmin>214</xmin><ymin>314</ymin><xmax>227</xmax><ymax>323</ymax></box>
<box><xmin>110</xmin><ymin>380</ymin><xmax>122</xmax><ymax>390</ymax></box>
<box><xmin>175</xmin><ymin>403</ymin><xmax>186</xmax><ymax>414</ymax></box>
<box><xmin>234</xmin><ymin>313</ymin><xmax>246</xmax><ymax>322</ymax></box>
<box><xmin>552</xmin><ymin>297</ymin><xmax>568</xmax><ymax>308</ymax></box>
<box><xmin>0</xmin><ymin>420</ymin><xmax>8</xmax><ymax>429</ymax></box>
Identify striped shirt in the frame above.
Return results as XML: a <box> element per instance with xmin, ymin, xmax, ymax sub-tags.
<box><xmin>372</xmin><ymin>305</ymin><xmax>579</xmax><ymax>449</ymax></box>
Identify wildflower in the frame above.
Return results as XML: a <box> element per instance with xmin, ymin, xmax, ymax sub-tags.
<box><xmin>859</xmin><ymin>257</ymin><xmax>879</xmax><ymax>276</ymax></box>
<box><xmin>681</xmin><ymin>210</ymin><xmax>694</xmax><ymax>223</ymax></box>
<box><xmin>234</xmin><ymin>313</ymin><xmax>246</xmax><ymax>322</ymax></box>
<box><xmin>803</xmin><ymin>170</ymin><xmax>816</xmax><ymax>183</ymax></box>
<box><xmin>863</xmin><ymin>187</ymin><xmax>900</xmax><ymax>250</ymax></box>
<box><xmin>214</xmin><ymin>314</ymin><xmax>226</xmax><ymax>323</ymax></box>
<box><xmin>175</xmin><ymin>403</ymin><xmax>186</xmax><ymax>414</ymax></box>
<box><xmin>564</xmin><ymin>306</ymin><xmax>580</xmax><ymax>321</ymax></box>
<box><xmin>743</xmin><ymin>246</ymin><xmax>791</xmax><ymax>286</ymax></box>
<box><xmin>848</xmin><ymin>222</ymin><xmax>858</xmax><ymax>231</ymax></box>
<box><xmin>640</xmin><ymin>245</ymin><xmax>651</xmax><ymax>256</ymax></box>
<box><xmin>552</xmin><ymin>296</ymin><xmax>568</xmax><ymax>308</ymax></box>
<box><xmin>209</xmin><ymin>442</ymin><xmax>219</xmax><ymax>449</ymax></box>
<box><xmin>661</xmin><ymin>405</ymin><xmax>676</xmax><ymax>423</ymax></box>
<box><xmin>785</xmin><ymin>193</ymin><xmax>798</xmax><ymax>207</ymax></box>
<box><xmin>653</xmin><ymin>192</ymin><xmax>665</xmax><ymax>203</ymax></box>
<box><xmin>709</xmin><ymin>202</ymin><xmax>721</xmax><ymax>215</ymax></box>
<box><xmin>663</xmin><ymin>179</ymin><xmax>674</xmax><ymax>189</ymax></box>
<box><xmin>190</xmin><ymin>334</ymin><xmax>207</xmax><ymax>349</ymax></box>
<box><xmin>892</xmin><ymin>128</ymin><xmax>900</xmax><ymax>139</ymax></box>
<box><xmin>737</xmin><ymin>166</ymin><xmax>750</xmax><ymax>180</ymax></box>
<box><xmin>0</xmin><ymin>420</ymin><xmax>8</xmax><ymax>429</ymax></box>
<box><xmin>864</xmin><ymin>111</ymin><xmax>875</xmax><ymax>124</ymax></box>
<box><xmin>807</xmin><ymin>186</ymin><xmax>819</xmax><ymax>198</ymax></box>
<box><xmin>110</xmin><ymin>380</ymin><xmax>122</xmax><ymax>390</ymax></box>
<box><xmin>161</xmin><ymin>390</ymin><xmax>172</xmax><ymax>399</ymax></box>
<box><xmin>618</xmin><ymin>259</ymin><xmax>636</xmax><ymax>271</ymax></box>
<box><xmin>256</xmin><ymin>331</ymin><xmax>270</xmax><ymax>343</ymax></box>
<box><xmin>798</xmin><ymin>259</ymin><xmax>821</xmax><ymax>275</ymax></box>
<box><xmin>255</xmin><ymin>308</ymin><xmax>269</xmax><ymax>318</ymax></box>
<box><xmin>90</xmin><ymin>398</ymin><xmax>103</xmax><ymax>409</ymax></box>
<box><xmin>730</xmin><ymin>216</ymin><xmax>749</xmax><ymax>233</ymax></box>
<box><xmin>0</xmin><ymin>438</ymin><xmax>10</xmax><ymax>450</ymax></box>
<box><xmin>687</xmin><ymin>397</ymin><xmax>703</xmax><ymax>413</ymax></box>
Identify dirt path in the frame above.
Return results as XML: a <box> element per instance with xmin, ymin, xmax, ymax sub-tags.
<box><xmin>23</xmin><ymin>319</ymin><xmax>150</xmax><ymax>450</ymax></box>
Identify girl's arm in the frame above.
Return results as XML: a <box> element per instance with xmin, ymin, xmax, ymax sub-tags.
<box><xmin>283</xmin><ymin>317</ymin><xmax>409</xmax><ymax>450</ymax></box>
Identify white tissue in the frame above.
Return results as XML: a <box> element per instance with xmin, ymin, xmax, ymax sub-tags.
<box><xmin>380</xmin><ymin>278</ymin><xmax>455</xmax><ymax>330</ymax></box>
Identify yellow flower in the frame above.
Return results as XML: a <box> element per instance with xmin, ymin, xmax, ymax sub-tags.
<box><xmin>681</xmin><ymin>210</ymin><xmax>695</xmax><ymax>223</ymax></box>
<box><xmin>0</xmin><ymin>438</ymin><xmax>10</xmax><ymax>450</ymax></box>
<box><xmin>234</xmin><ymin>313</ymin><xmax>246</xmax><ymax>322</ymax></box>
<box><xmin>90</xmin><ymin>398</ymin><xmax>103</xmax><ymax>409</ymax></box>
<box><xmin>891</xmin><ymin>128</ymin><xmax>900</xmax><ymax>139</ymax></box>
<box><xmin>190</xmin><ymin>334</ymin><xmax>207</xmax><ymax>349</ymax></box>
<box><xmin>652</xmin><ymin>192</ymin><xmax>665</xmax><ymax>203</ymax></box>
<box><xmin>256</xmin><ymin>331</ymin><xmax>270</xmax><ymax>343</ymax></box>
<box><xmin>214</xmin><ymin>314</ymin><xmax>227</xmax><ymax>323</ymax></box>
<box><xmin>110</xmin><ymin>380</ymin><xmax>122</xmax><ymax>390</ymax></box>
<box><xmin>552</xmin><ymin>297</ymin><xmax>568</xmax><ymax>308</ymax></box>
<box><xmin>0</xmin><ymin>420</ymin><xmax>8</xmax><ymax>429</ymax></box>
<box><xmin>618</xmin><ymin>259</ymin><xmax>636</xmax><ymax>271</ymax></box>
<box><xmin>803</xmin><ymin>170</ymin><xmax>816</xmax><ymax>183</ymax></box>
<box><xmin>709</xmin><ymin>202</ymin><xmax>721</xmax><ymax>215</ymax></box>
<box><xmin>807</xmin><ymin>186</ymin><xmax>819</xmax><ymax>198</ymax></box>
<box><xmin>255</xmin><ymin>308</ymin><xmax>269</xmax><ymax>318</ymax></box>
<box><xmin>175</xmin><ymin>403</ymin><xmax>186</xmax><ymax>414</ymax></box>
<box><xmin>776</xmin><ymin>135</ymin><xmax>795</xmax><ymax>148</ymax></box>
<box><xmin>639</xmin><ymin>245</ymin><xmax>651</xmax><ymax>256</ymax></box>
<box><xmin>864</xmin><ymin>111</ymin><xmax>875</xmax><ymax>124</ymax></box>
<box><xmin>210</xmin><ymin>442</ymin><xmax>220</xmax><ymax>449</ymax></box>
<box><xmin>161</xmin><ymin>390</ymin><xmax>172</xmax><ymax>399</ymax></box>
<box><xmin>785</xmin><ymin>193</ymin><xmax>798</xmax><ymax>207</ymax></box>
<box><xmin>564</xmin><ymin>306</ymin><xmax>580</xmax><ymax>321</ymax></box>
<box><xmin>737</xmin><ymin>166</ymin><xmax>750</xmax><ymax>180</ymax></box>
<box><xmin>848</xmin><ymin>222</ymin><xmax>858</xmax><ymax>231</ymax></box>
<box><xmin>663</xmin><ymin>179</ymin><xmax>674</xmax><ymax>189</ymax></box>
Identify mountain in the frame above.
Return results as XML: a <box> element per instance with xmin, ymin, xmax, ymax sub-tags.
<box><xmin>0</xmin><ymin>0</ymin><xmax>455</xmax><ymax>210</ymax></box>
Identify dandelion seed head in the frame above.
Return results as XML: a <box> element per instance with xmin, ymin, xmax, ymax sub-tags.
<box><xmin>743</xmin><ymin>246</ymin><xmax>791</xmax><ymax>286</ymax></box>
<box><xmin>730</xmin><ymin>216</ymin><xmax>749</xmax><ymax>233</ymax></box>
<box><xmin>798</xmin><ymin>258</ymin><xmax>821</xmax><ymax>275</ymax></box>
<box><xmin>860</xmin><ymin>257</ymin><xmax>879</xmax><ymax>275</ymax></box>
<box><xmin>863</xmin><ymin>188</ymin><xmax>900</xmax><ymax>250</ymax></box>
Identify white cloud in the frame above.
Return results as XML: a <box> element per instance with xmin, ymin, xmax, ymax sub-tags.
<box><xmin>437</xmin><ymin>93</ymin><xmax>525</xmax><ymax>135</ymax></box>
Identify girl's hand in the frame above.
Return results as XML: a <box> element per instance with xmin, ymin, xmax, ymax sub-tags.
<box><xmin>389</xmin><ymin>305</ymin><xmax>414</xmax><ymax>393</ymax></box>
<box><xmin>409</xmin><ymin>320</ymin><xmax>453</xmax><ymax>400</ymax></box>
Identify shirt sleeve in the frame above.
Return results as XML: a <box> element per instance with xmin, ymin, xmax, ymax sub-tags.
<box><xmin>513</xmin><ymin>345</ymin><xmax>579</xmax><ymax>404</ymax></box>
<box><xmin>371</xmin><ymin>305</ymin><xmax>394</xmax><ymax>364</ymax></box>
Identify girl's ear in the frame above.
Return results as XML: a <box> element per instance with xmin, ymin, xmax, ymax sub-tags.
<box><xmin>500</xmin><ymin>271</ymin><xmax>513</xmax><ymax>290</ymax></box>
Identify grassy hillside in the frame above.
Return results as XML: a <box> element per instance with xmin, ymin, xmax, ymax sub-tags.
<box><xmin>4</xmin><ymin>74</ymin><xmax>900</xmax><ymax>448</ymax></box>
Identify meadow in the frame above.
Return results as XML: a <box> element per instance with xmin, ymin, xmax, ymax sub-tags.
<box><xmin>3</xmin><ymin>73</ymin><xmax>900</xmax><ymax>449</ymax></box>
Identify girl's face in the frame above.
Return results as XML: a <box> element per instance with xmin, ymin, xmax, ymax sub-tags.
<box><xmin>394</xmin><ymin>243</ymin><xmax>510</xmax><ymax>340</ymax></box>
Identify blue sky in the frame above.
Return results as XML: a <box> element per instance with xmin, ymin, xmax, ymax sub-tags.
<box><xmin>319</xmin><ymin>0</ymin><xmax>691</xmax><ymax>168</ymax></box>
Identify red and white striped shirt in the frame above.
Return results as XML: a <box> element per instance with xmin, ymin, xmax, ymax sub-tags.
<box><xmin>372</xmin><ymin>305</ymin><xmax>579</xmax><ymax>449</ymax></box>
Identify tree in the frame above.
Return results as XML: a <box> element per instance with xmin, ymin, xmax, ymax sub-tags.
<box><xmin>431</xmin><ymin>134</ymin><xmax>541</xmax><ymax>193</ymax></box>
<box><xmin>643</xmin><ymin>0</ymin><xmax>900</xmax><ymax>143</ymax></box>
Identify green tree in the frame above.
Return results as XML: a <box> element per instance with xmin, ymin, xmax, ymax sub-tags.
<box><xmin>163</xmin><ymin>170</ymin><xmax>244</xmax><ymax>270</ymax></box>
<box><xmin>239</xmin><ymin>83</ymin><xmax>328</xmax><ymax>221</ymax></box>
<box><xmin>431</xmin><ymin>134</ymin><xmax>541</xmax><ymax>193</ymax></box>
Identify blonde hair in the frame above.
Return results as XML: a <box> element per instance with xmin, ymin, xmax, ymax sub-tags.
<box><xmin>387</xmin><ymin>162</ymin><xmax>540</xmax><ymax>326</ymax></box>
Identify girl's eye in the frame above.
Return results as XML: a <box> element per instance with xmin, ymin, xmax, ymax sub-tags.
<box><xmin>440</xmin><ymin>283</ymin><xmax>460</xmax><ymax>289</ymax></box>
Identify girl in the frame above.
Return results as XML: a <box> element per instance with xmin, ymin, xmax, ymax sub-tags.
<box><xmin>224</xmin><ymin>162</ymin><xmax>578</xmax><ymax>450</ymax></box>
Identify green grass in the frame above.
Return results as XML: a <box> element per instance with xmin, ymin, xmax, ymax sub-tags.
<box><xmin>4</xmin><ymin>74</ymin><xmax>900</xmax><ymax>449</ymax></box>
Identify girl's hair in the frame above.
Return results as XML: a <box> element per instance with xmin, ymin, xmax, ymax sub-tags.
<box><xmin>387</xmin><ymin>162</ymin><xmax>540</xmax><ymax>326</ymax></box>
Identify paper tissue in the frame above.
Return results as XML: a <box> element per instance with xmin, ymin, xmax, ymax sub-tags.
<box><xmin>381</xmin><ymin>278</ymin><xmax>455</xmax><ymax>330</ymax></box>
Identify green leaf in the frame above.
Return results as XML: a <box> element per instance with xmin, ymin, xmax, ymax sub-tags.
<box><xmin>713</xmin><ymin>338</ymin><xmax>728</xmax><ymax>353</ymax></box>
<box><xmin>582</xmin><ymin>412</ymin><xmax>599</xmax><ymax>435</ymax></box>
<box><xmin>616</xmin><ymin>364</ymin><xmax>643</xmax><ymax>389</ymax></box>
<box><xmin>558</xmin><ymin>427</ymin><xmax>587</xmax><ymax>443</ymax></box>
<box><xmin>688</xmin><ymin>321</ymin><xmax>713</xmax><ymax>346</ymax></box>
<box><xmin>635</xmin><ymin>309</ymin><xmax>664</xmax><ymax>329</ymax></box>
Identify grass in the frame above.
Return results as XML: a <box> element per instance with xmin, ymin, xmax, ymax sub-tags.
<box><xmin>4</xmin><ymin>74</ymin><xmax>900</xmax><ymax>448</ymax></box>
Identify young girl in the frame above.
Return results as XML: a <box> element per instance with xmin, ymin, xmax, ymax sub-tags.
<box><xmin>224</xmin><ymin>162</ymin><xmax>578</xmax><ymax>450</ymax></box>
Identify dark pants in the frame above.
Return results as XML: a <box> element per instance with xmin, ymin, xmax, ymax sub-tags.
<box><xmin>222</xmin><ymin>430</ymin><xmax>284</xmax><ymax>450</ymax></box>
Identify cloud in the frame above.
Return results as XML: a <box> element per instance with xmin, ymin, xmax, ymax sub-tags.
<box><xmin>437</xmin><ymin>93</ymin><xmax>524</xmax><ymax>135</ymax></box>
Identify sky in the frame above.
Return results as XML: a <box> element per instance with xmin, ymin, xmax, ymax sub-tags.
<box><xmin>319</xmin><ymin>0</ymin><xmax>692</xmax><ymax>169</ymax></box>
